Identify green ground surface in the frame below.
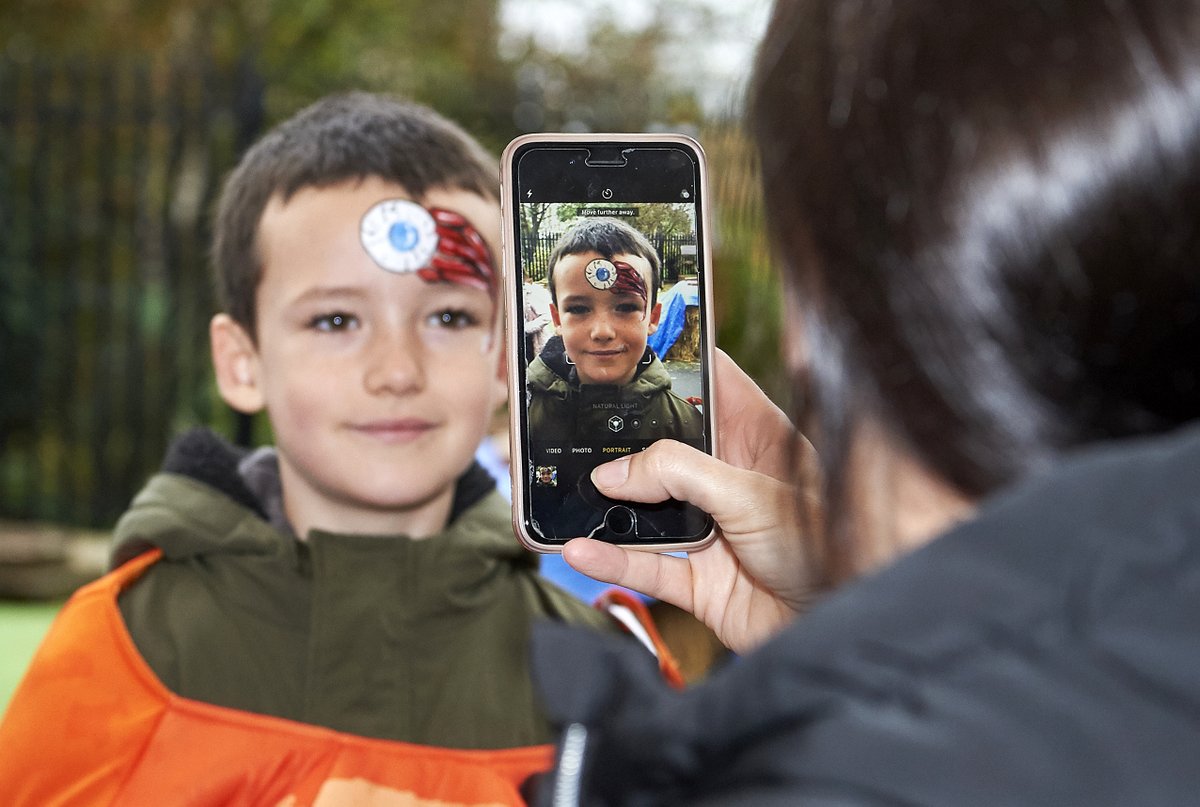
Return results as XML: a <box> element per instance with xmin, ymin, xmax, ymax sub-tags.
<box><xmin>0</xmin><ymin>600</ymin><xmax>62</xmax><ymax>717</ymax></box>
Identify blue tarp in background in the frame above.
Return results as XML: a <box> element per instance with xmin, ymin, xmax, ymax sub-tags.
<box><xmin>647</xmin><ymin>280</ymin><xmax>698</xmax><ymax>360</ymax></box>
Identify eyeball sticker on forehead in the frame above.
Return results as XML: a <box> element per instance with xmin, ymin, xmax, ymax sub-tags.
<box><xmin>360</xmin><ymin>199</ymin><xmax>438</xmax><ymax>274</ymax></box>
<box><xmin>585</xmin><ymin>257</ymin><xmax>648</xmax><ymax>306</ymax></box>
<box><xmin>359</xmin><ymin>199</ymin><xmax>497</xmax><ymax>296</ymax></box>
<box><xmin>585</xmin><ymin>259</ymin><xmax>618</xmax><ymax>290</ymax></box>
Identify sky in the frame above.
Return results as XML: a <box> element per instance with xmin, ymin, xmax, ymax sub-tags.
<box><xmin>498</xmin><ymin>0</ymin><xmax>774</xmax><ymax>115</ymax></box>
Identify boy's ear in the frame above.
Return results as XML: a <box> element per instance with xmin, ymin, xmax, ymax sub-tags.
<box><xmin>549</xmin><ymin>303</ymin><xmax>561</xmax><ymax>328</ymax></box>
<box><xmin>210</xmin><ymin>314</ymin><xmax>266</xmax><ymax>414</ymax></box>
<box><xmin>646</xmin><ymin>301</ymin><xmax>663</xmax><ymax>335</ymax></box>
<box><xmin>487</xmin><ymin>339</ymin><xmax>509</xmax><ymax>411</ymax></box>
<box><xmin>494</xmin><ymin>336</ymin><xmax>509</xmax><ymax>379</ymax></box>
<box><xmin>492</xmin><ymin>360</ymin><xmax>509</xmax><ymax>406</ymax></box>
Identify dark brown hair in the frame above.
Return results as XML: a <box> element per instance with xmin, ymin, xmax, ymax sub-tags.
<box><xmin>751</xmin><ymin>0</ymin><xmax>1200</xmax><ymax>549</ymax></box>
<box><xmin>212</xmin><ymin>92</ymin><xmax>498</xmax><ymax>337</ymax></box>
<box><xmin>546</xmin><ymin>217</ymin><xmax>662</xmax><ymax>309</ymax></box>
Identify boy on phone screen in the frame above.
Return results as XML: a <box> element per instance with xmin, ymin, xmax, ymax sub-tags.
<box><xmin>528</xmin><ymin>217</ymin><xmax>703</xmax><ymax>443</ymax></box>
<box><xmin>0</xmin><ymin>93</ymin><xmax>615</xmax><ymax>805</ymax></box>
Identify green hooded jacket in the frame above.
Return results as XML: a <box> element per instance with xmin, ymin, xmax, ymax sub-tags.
<box><xmin>110</xmin><ymin>429</ymin><xmax>612</xmax><ymax>750</ymax></box>
<box><xmin>526</xmin><ymin>336</ymin><xmax>703</xmax><ymax>442</ymax></box>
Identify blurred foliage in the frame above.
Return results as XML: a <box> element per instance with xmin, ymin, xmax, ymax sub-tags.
<box><xmin>0</xmin><ymin>0</ymin><xmax>785</xmax><ymax>529</ymax></box>
<box><xmin>505</xmin><ymin>10</ymin><xmax>693</xmax><ymax>133</ymax></box>
<box><xmin>701</xmin><ymin>122</ymin><xmax>789</xmax><ymax>409</ymax></box>
<box><xmin>0</xmin><ymin>0</ymin><xmax>742</xmax><ymax>149</ymax></box>
<box><xmin>1</xmin><ymin>0</ymin><xmax>516</xmax><ymax>150</ymax></box>
<box><xmin>0</xmin><ymin>53</ymin><xmax>261</xmax><ymax>526</ymax></box>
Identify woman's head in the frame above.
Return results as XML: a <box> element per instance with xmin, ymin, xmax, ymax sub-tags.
<box><xmin>751</xmin><ymin>0</ymin><xmax>1200</xmax><ymax>565</ymax></box>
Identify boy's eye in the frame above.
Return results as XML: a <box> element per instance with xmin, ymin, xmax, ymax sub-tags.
<box><xmin>310</xmin><ymin>312</ymin><xmax>359</xmax><ymax>331</ymax></box>
<box><xmin>429</xmin><ymin>309</ymin><xmax>478</xmax><ymax>329</ymax></box>
<box><xmin>564</xmin><ymin>304</ymin><xmax>591</xmax><ymax>316</ymax></box>
<box><xmin>615</xmin><ymin>302</ymin><xmax>644</xmax><ymax>315</ymax></box>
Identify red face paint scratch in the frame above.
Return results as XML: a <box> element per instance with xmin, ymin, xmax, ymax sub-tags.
<box><xmin>610</xmin><ymin>260</ymin><xmax>648</xmax><ymax>308</ymax></box>
<box><xmin>416</xmin><ymin>208</ymin><xmax>497</xmax><ymax>297</ymax></box>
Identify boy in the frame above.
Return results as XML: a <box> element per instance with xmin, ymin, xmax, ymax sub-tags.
<box><xmin>0</xmin><ymin>93</ymin><xmax>616</xmax><ymax>805</ymax></box>
<box><xmin>527</xmin><ymin>217</ymin><xmax>703</xmax><ymax>442</ymax></box>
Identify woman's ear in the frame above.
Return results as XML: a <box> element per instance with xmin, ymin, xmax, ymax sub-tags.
<box><xmin>210</xmin><ymin>314</ymin><xmax>266</xmax><ymax>414</ymax></box>
<box><xmin>782</xmin><ymin>294</ymin><xmax>809</xmax><ymax>382</ymax></box>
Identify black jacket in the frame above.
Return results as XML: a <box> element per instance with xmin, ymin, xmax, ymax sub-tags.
<box><xmin>531</xmin><ymin>424</ymin><xmax>1200</xmax><ymax>805</ymax></box>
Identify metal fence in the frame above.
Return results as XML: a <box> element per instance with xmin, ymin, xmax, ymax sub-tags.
<box><xmin>0</xmin><ymin>55</ymin><xmax>264</xmax><ymax>530</ymax></box>
<box><xmin>520</xmin><ymin>231</ymin><xmax>698</xmax><ymax>285</ymax></box>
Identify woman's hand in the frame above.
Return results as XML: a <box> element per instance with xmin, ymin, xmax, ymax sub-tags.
<box><xmin>563</xmin><ymin>351</ymin><xmax>820</xmax><ymax>655</ymax></box>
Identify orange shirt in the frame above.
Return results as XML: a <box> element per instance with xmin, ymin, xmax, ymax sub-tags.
<box><xmin>0</xmin><ymin>551</ymin><xmax>552</xmax><ymax>806</ymax></box>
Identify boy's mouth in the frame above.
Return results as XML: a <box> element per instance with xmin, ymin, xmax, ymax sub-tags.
<box><xmin>350</xmin><ymin>418</ymin><xmax>437</xmax><ymax>443</ymax></box>
<box><xmin>585</xmin><ymin>348</ymin><xmax>627</xmax><ymax>358</ymax></box>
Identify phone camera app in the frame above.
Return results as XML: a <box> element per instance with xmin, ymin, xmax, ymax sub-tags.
<box><xmin>515</xmin><ymin>164</ymin><xmax>711</xmax><ymax>546</ymax></box>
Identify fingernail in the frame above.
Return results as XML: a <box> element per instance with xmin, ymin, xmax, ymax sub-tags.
<box><xmin>592</xmin><ymin>457</ymin><xmax>630</xmax><ymax>489</ymax></box>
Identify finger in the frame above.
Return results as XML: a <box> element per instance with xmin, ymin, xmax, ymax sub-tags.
<box><xmin>561</xmin><ymin>538</ymin><xmax>695</xmax><ymax>611</ymax></box>
<box><xmin>713</xmin><ymin>348</ymin><xmax>772</xmax><ymax>419</ymax></box>
<box><xmin>591</xmin><ymin>440</ymin><xmax>787</xmax><ymax>536</ymax></box>
<box><xmin>713</xmin><ymin>349</ymin><xmax>797</xmax><ymax>481</ymax></box>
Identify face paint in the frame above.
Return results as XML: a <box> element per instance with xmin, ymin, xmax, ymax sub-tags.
<box><xmin>584</xmin><ymin>258</ymin><xmax>648</xmax><ymax>313</ymax></box>
<box><xmin>418</xmin><ymin>208</ymin><xmax>497</xmax><ymax>297</ymax></box>
<box><xmin>424</xmin><ymin>208</ymin><xmax>500</xmax><ymax>353</ymax></box>
<box><xmin>360</xmin><ymin>199</ymin><xmax>497</xmax><ymax>298</ymax></box>
<box><xmin>610</xmin><ymin>260</ymin><xmax>648</xmax><ymax>305</ymax></box>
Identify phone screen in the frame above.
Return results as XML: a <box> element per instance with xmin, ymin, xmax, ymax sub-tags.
<box><xmin>507</xmin><ymin>139</ymin><xmax>714</xmax><ymax>548</ymax></box>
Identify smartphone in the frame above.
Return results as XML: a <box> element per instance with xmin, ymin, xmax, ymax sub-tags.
<box><xmin>501</xmin><ymin>133</ymin><xmax>717</xmax><ymax>552</ymax></box>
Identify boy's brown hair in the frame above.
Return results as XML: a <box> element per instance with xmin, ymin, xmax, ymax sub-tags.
<box><xmin>546</xmin><ymin>217</ymin><xmax>662</xmax><ymax>309</ymax></box>
<box><xmin>212</xmin><ymin>92</ymin><xmax>499</xmax><ymax>338</ymax></box>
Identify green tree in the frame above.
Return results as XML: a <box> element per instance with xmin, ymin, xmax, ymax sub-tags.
<box><xmin>632</xmin><ymin>203</ymin><xmax>691</xmax><ymax>237</ymax></box>
<box><xmin>503</xmin><ymin>5</ymin><xmax>700</xmax><ymax>133</ymax></box>
<box><xmin>0</xmin><ymin>0</ymin><xmax>516</xmax><ymax>149</ymax></box>
<box><xmin>518</xmin><ymin>201</ymin><xmax>552</xmax><ymax>265</ymax></box>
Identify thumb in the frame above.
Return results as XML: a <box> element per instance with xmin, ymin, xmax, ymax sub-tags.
<box><xmin>591</xmin><ymin>440</ymin><xmax>786</xmax><ymax>538</ymax></box>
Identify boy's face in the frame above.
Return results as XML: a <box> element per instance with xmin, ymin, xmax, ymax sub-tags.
<box><xmin>213</xmin><ymin>177</ymin><xmax>504</xmax><ymax>536</ymax></box>
<box><xmin>550</xmin><ymin>251</ymin><xmax>662</xmax><ymax>385</ymax></box>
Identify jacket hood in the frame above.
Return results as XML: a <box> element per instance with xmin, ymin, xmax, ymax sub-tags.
<box><xmin>528</xmin><ymin>335</ymin><xmax>673</xmax><ymax>398</ymax></box>
<box><xmin>110</xmin><ymin>428</ymin><xmax>505</xmax><ymax>570</ymax></box>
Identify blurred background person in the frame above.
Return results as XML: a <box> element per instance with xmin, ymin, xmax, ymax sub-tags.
<box><xmin>522</xmin><ymin>277</ymin><xmax>555</xmax><ymax>359</ymax></box>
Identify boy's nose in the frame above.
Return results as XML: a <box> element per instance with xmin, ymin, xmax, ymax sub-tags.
<box><xmin>590</xmin><ymin>314</ymin><xmax>616</xmax><ymax>341</ymax></box>
<box><xmin>363</xmin><ymin>327</ymin><xmax>424</xmax><ymax>395</ymax></box>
